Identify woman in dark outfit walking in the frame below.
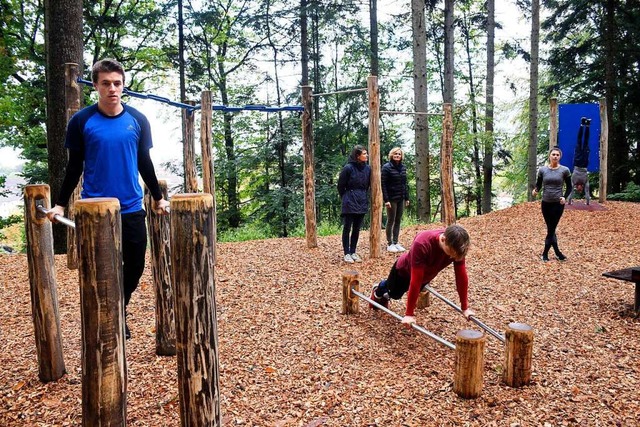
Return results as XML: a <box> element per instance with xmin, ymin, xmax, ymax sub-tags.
<box><xmin>337</xmin><ymin>145</ymin><xmax>371</xmax><ymax>263</ymax></box>
<box><xmin>532</xmin><ymin>147</ymin><xmax>572</xmax><ymax>261</ymax></box>
<box><xmin>381</xmin><ymin>147</ymin><xmax>410</xmax><ymax>252</ymax></box>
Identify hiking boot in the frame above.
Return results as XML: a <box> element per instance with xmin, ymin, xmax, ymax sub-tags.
<box><xmin>369</xmin><ymin>284</ymin><xmax>389</xmax><ymax>310</ymax></box>
<box><xmin>351</xmin><ymin>253</ymin><xmax>363</xmax><ymax>263</ymax></box>
<box><xmin>344</xmin><ymin>254</ymin><xmax>354</xmax><ymax>263</ymax></box>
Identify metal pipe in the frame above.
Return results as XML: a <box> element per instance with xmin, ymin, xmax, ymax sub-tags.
<box><xmin>422</xmin><ymin>285</ymin><xmax>506</xmax><ymax>343</ymax></box>
<box><xmin>350</xmin><ymin>289</ymin><xmax>456</xmax><ymax>350</ymax></box>
<box><xmin>311</xmin><ymin>87</ymin><xmax>367</xmax><ymax>97</ymax></box>
<box><xmin>379</xmin><ymin>110</ymin><xmax>443</xmax><ymax>116</ymax></box>
<box><xmin>36</xmin><ymin>205</ymin><xmax>76</xmax><ymax>229</ymax></box>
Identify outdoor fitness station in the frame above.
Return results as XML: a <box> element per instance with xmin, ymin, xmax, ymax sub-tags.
<box><xmin>19</xmin><ymin>63</ymin><xmax>469</xmax><ymax>425</ymax></box>
<box><xmin>341</xmin><ymin>271</ymin><xmax>534</xmax><ymax>399</ymax></box>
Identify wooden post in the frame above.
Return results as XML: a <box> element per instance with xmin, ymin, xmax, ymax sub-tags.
<box><xmin>301</xmin><ymin>85</ymin><xmax>318</xmax><ymax>248</ymax></box>
<box><xmin>598</xmin><ymin>97</ymin><xmax>608</xmax><ymax>202</ymax></box>
<box><xmin>183</xmin><ymin>100</ymin><xmax>199</xmax><ymax>193</ymax></box>
<box><xmin>441</xmin><ymin>103</ymin><xmax>455</xmax><ymax>225</ymax></box>
<box><xmin>453</xmin><ymin>329</ymin><xmax>485</xmax><ymax>399</ymax></box>
<box><xmin>65</xmin><ymin>62</ymin><xmax>82</xmax><ymax>270</ymax></box>
<box><xmin>341</xmin><ymin>271</ymin><xmax>359</xmax><ymax>314</ymax></box>
<box><xmin>416</xmin><ymin>290</ymin><xmax>430</xmax><ymax>309</ymax></box>
<box><xmin>200</xmin><ymin>90</ymin><xmax>217</xmax><ymax>263</ymax></box>
<box><xmin>368</xmin><ymin>75</ymin><xmax>382</xmax><ymax>258</ymax></box>
<box><xmin>23</xmin><ymin>184</ymin><xmax>66</xmax><ymax>382</ymax></box>
<box><xmin>503</xmin><ymin>322</ymin><xmax>534</xmax><ymax>388</ymax></box>
<box><xmin>549</xmin><ymin>97</ymin><xmax>558</xmax><ymax>148</ymax></box>
<box><xmin>171</xmin><ymin>193</ymin><xmax>221</xmax><ymax>426</ymax></box>
<box><xmin>75</xmin><ymin>198</ymin><xmax>126</xmax><ymax>426</ymax></box>
<box><xmin>145</xmin><ymin>181</ymin><xmax>175</xmax><ymax>356</ymax></box>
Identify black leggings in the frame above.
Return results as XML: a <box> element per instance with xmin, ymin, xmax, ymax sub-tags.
<box><xmin>541</xmin><ymin>201</ymin><xmax>564</xmax><ymax>256</ymax></box>
<box><xmin>342</xmin><ymin>213</ymin><xmax>365</xmax><ymax>255</ymax></box>
<box><xmin>121</xmin><ymin>210</ymin><xmax>148</xmax><ymax>307</ymax></box>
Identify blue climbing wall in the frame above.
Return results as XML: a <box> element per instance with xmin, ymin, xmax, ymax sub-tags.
<box><xmin>558</xmin><ymin>103</ymin><xmax>600</xmax><ymax>172</ymax></box>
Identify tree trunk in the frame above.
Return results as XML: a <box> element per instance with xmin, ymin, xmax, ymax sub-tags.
<box><xmin>443</xmin><ymin>0</ymin><xmax>455</xmax><ymax>105</ymax></box>
<box><xmin>301</xmin><ymin>0</ymin><xmax>310</xmax><ymax>86</ymax></box>
<box><xmin>44</xmin><ymin>0</ymin><xmax>83</xmax><ymax>254</ymax></box>
<box><xmin>461</xmin><ymin>11</ymin><xmax>482</xmax><ymax>215</ymax></box>
<box><xmin>482</xmin><ymin>0</ymin><xmax>495</xmax><ymax>214</ymax></box>
<box><xmin>412</xmin><ymin>0</ymin><xmax>430</xmax><ymax>222</ymax></box>
<box><xmin>527</xmin><ymin>0</ymin><xmax>540</xmax><ymax>200</ymax></box>
<box><xmin>369</xmin><ymin>0</ymin><xmax>379</xmax><ymax>76</ymax></box>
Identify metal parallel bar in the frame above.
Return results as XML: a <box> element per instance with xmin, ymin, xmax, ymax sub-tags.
<box><xmin>36</xmin><ymin>206</ymin><xmax>76</xmax><ymax>229</ymax></box>
<box><xmin>379</xmin><ymin>110</ymin><xmax>443</xmax><ymax>116</ymax></box>
<box><xmin>350</xmin><ymin>289</ymin><xmax>456</xmax><ymax>350</ymax></box>
<box><xmin>423</xmin><ymin>285</ymin><xmax>506</xmax><ymax>344</ymax></box>
<box><xmin>312</xmin><ymin>87</ymin><xmax>368</xmax><ymax>97</ymax></box>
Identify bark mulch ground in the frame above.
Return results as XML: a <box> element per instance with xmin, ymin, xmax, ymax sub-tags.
<box><xmin>1</xmin><ymin>201</ymin><xmax>639</xmax><ymax>426</ymax></box>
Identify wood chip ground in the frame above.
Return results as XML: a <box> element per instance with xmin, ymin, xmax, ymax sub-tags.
<box><xmin>1</xmin><ymin>201</ymin><xmax>639</xmax><ymax>426</ymax></box>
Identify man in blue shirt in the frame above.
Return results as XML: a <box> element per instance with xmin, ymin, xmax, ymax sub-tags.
<box><xmin>47</xmin><ymin>58</ymin><xmax>170</xmax><ymax>339</ymax></box>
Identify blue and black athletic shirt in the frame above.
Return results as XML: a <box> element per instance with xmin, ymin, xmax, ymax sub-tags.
<box><xmin>57</xmin><ymin>103</ymin><xmax>162</xmax><ymax>213</ymax></box>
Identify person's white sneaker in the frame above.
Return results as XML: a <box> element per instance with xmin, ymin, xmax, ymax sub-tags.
<box><xmin>394</xmin><ymin>243</ymin><xmax>406</xmax><ymax>252</ymax></box>
<box><xmin>351</xmin><ymin>253</ymin><xmax>363</xmax><ymax>262</ymax></box>
<box><xmin>343</xmin><ymin>254</ymin><xmax>354</xmax><ymax>263</ymax></box>
<box><xmin>387</xmin><ymin>244</ymin><xmax>398</xmax><ymax>253</ymax></box>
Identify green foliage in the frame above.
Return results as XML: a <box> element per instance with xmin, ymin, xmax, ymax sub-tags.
<box><xmin>0</xmin><ymin>214</ymin><xmax>22</xmax><ymax>242</ymax></box>
<box><xmin>608</xmin><ymin>183</ymin><xmax>640</xmax><ymax>202</ymax></box>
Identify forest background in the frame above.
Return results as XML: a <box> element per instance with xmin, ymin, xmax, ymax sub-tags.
<box><xmin>1</xmin><ymin>0</ymin><xmax>639</xmax><ymax>251</ymax></box>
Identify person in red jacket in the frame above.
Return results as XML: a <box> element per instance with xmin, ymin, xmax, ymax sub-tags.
<box><xmin>370</xmin><ymin>224</ymin><xmax>475</xmax><ymax>326</ymax></box>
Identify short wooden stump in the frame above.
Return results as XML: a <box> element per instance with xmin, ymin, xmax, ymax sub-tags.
<box><xmin>453</xmin><ymin>329</ymin><xmax>485</xmax><ymax>399</ymax></box>
<box><xmin>503</xmin><ymin>322</ymin><xmax>533</xmax><ymax>388</ymax></box>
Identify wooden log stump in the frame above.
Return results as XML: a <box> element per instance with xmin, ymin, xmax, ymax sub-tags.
<box><xmin>171</xmin><ymin>193</ymin><xmax>221</xmax><ymax>426</ymax></box>
<box><xmin>23</xmin><ymin>184</ymin><xmax>66</xmax><ymax>382</ymax></box>
<box><xmin>416</xmin><ymin>290</ymin><xmax>430</xmax><ymax>309</ymax></box>
<box><xmin>145</xmin><ymin>181</ymin><xmax>175</xmax><ymax>356</ymax></box>
<box><xmin>342</xmin><ymin>271</ymin><xmax>359</xmax><ymax>314</ymax></box>
<box><xmin>453</xmin><ymin>329</ymin><xmax>485</xmax><ymax>399</ymax></box>
<box><xmin>75</xmin><ymin>198</ymin><xmax>126</xmax><ymax>426</ymax></box>
<box><xmin>503</xmin><ymin>322</ymin><xmax>534</xmax><ymax>388</ymax></box>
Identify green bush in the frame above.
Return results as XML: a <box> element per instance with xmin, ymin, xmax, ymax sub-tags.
<box><xmin>608</xmin><ymin>182</ymin><xmax>640</xmax><ymax>202</ymax></box>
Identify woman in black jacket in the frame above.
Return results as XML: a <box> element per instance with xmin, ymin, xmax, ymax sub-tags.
<box><xmin>337</xmin><ymin>145</ymin><xmax>371</xmax><ymax>263</ymax></box>
<box><xmin>381</xmin><ymin>147</ymin><xmax>410</xmax><ymax>252</ymax></box>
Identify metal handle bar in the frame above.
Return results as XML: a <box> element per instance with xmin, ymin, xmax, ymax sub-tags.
<box><xmin>350</xmin><ymin>288</ymin><xmax>456</xmax><ymax>350</ymax></box>
<box><xmin>422</xmin><ymin>284</ymin><xmax>506</xmax><ymax>343</ymax></box>
<box><xmin>36</xmin><ymin>205</ymin><xmax>76</xmax><ymax>229</ymax></box>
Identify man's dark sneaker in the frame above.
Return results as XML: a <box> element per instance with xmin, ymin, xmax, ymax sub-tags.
<box><xmin>556</xmin><ymin>253</ymin><xmax>567</xmax><ymax>261</ymax></box>
<box><xmin>541</xmin><ymin>254</ymin><xmax>550</xmax><ymax>262</ymax></box>
<box><xmin>369</xmin><ymin>284</ymin><xmax>389</xmax><ymax>310</ymax></box>
<box><xmin>125</xmin><ymin>322</ymin><xmax>131</xmax><ymax>340</ymax></box>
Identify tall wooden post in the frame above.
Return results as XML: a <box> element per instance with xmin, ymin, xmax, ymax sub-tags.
<box><xmin>549</xmin><ymin>97</ymin><xmax>558</xmax><ymax>148</ymax></box>
<box><xmin>145</xmin><ymin>181</ymin><xmax>175</xmax><ymax>356</ymax></box>
<box><xmin>23</xmin><ymin>184</ymin><xmax>66</xmax><ymax>382</ymax></box>
<box><xmin>183</xmin><ymin>101</ymin><xmax>198</xmax><ymax>193</ymax></box>
<box><xmin>441</xmin><ymin>103</ymin><xmax>455</xmax><ymax>225</ymax></box>
<box><xmin>341</xmin><ymin>271</ymin><xmax>359</xmax><ymax>315</ymax></box>
<box><xmin>75</xmin><ymin>198</ymin><xmax>126</xmax><ymax>426</ymax></box>
<box><xmin>453</xmin><ymin>329</ymin><xmax>485</xmax><ymax>399</ymax></box>
<box><xmin>171</xmin><ymin>193</ymin><xmax>221</xmax><ymax>426</ymax></box>
<box><xmin>301</xmin><ymin>85</ymin><xmax>318</xmax><ymax>248</ymax></box>
<box><xmin>368</xmin><ymin>75</ymin><xmax>382</xmax><ymax>258</ymax></box>
<box><xmin>503</xmin><ymin>322</ymin><xmax>534</xmax><ymax>388</ymax></box>
<box><xmin>598</xmin><ymin>97</ymin><xmax>608</xmax><ymax>202</ymax></box>
<box><xmin>200</xmin><ymin>91</ymin><xmax>217</xmax><ymax>262</ymax></box>
<box><xmin>65</xmin><ymin>62</ymin><xmax>82</xmax><ymax>270</ymax></box>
